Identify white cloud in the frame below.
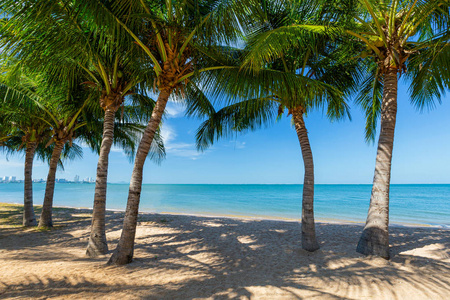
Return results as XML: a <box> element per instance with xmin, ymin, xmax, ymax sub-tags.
<box><xmin>160</xmin><ymin>124</ymin><xmax>176</xmax><ymax>144</ymax></box>
<box><xmin>160</xmin><ymin>124</ymin><xmax>204</xmax><ymax>160</ymax></box>
<box><xmin>165</xmin><ymin>101</ymin><xmax>185</xmax><ymax>118</ymax></box>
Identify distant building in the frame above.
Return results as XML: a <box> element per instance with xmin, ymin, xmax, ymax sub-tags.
<box><xmin>74</xmin><ymin>175</ymin><xmax>80</xmax><ymax>183</ymax></box>
<box><xmin>10</xmin><ymin>176</ymin><xmax>16</xmax><ymax>182</ymax></box>
<box><xmin>3</xmin><ymin>176</ymin><xmax>9</xmax><ymax>182</ymax></box>
<box><xmin>82</xmin><ymin>177</ymin><xmax>96</xmax><ymax>183</ymax></box>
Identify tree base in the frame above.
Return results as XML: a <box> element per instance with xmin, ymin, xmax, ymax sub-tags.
<box><xmin>38</xmin><ymin>222</ymin><xmax>53</xmax><ymax>229</ymax></box>
<box><xmin>107</xmin><ymin>248</ymin><xmax>133</xmax><ymax>265</ymax></box>
<box><xmin>37</xmin><ymin>225</ymin><xmax>52</xmax><ymax>231</ymax></box>
<box><xmin>86</xmin><ymin>236</ymin><xmax>108</xmax><ymax>257</ymax></box>
<box><xmin>23</xmin><ymin>218</ymin><xmax>37</xmax><ymax>227</ymax></box>
<box><xmin>356</xmin><ymin>227</ymin><xmax>390</xmax><ymax>259</ymax></box>
<box><xmin>302</xmin><ymin>236</ymin><xmax>320</xmax><ymax>252</ymax></box>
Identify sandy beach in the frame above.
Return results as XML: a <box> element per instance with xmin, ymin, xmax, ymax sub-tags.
<box><xmin>0</xmin><ymin>203</ymin><xmax>449</xmax><ymax>299</ymax></box>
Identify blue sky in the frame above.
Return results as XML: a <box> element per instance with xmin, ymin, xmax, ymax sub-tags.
<box><xmin>1</xmin><ymin>80</ymin><xmax>450</xmax><ymax>184</ymax></box>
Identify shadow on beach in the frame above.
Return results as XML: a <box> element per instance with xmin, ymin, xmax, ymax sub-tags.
<box><xmin>0</xmin><ymin>205</ymin><xmax>449</xmax><ymax>299</ymax></box>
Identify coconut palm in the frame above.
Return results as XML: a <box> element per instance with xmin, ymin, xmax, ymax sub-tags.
<box><xmin>0</xmin><ymin>100</ymin><xmax>50</xmax><ymax>226</ymax></box>
<box><xmin>0</xmin><ymin>66</ymin><xmax>48</xmax><ymax>226</ymax></box>
<box><xmin>34</xmin><ymin>90</ymin><xmax>91</xmax><ymax>227</ymax></box>
<box><xmin>0</xmin><ymin>62</ymin><xmax>165</xmax><ymax>230</ymax></box>
<box><xmin>334</xmin><ymin>0</ymin><xmax>450</xmax><ymax>258</ymax></box>
<box><xmin>32</xmin><ymin>76</ymin><xmax>164</xmax><ymax>228</ymax></box>
<box><xmin>79</xmin><ymin>0</ymin><xmax>255</xmax><ymax>265</ymax></box>
<box><xmin>0</xmin><ymin>69</ymin><xmax>86</xmax><ymax>227</ymax></box>
<box><xmin>230</xmin><ymin>0</ymin><xmax>450</xmax><ymax>258</ymax></box>
<box><xmin>189</xmin><ymin>0</ymin><xmax>360</xmax><ymax>252</ymax></box>
<box><xmin>0</xmin><ymin>0</ymin><xmax>160</xmax><ymax>254</ymax></box>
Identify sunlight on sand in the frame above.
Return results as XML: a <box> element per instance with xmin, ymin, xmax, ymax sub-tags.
<box><xmin>0</xmin><ymin>206</ymin><xmax>449</xmax><ymax>299</ymax></box>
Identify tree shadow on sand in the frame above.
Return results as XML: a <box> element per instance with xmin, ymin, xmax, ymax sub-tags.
<box><xmin>0</xmin><ymin>205</ymin><xmax>125</xmax><ymax>253</ymax></box>
<box><xmin>1</xmin><ymin>211</ymin><xmax>449</xmax><ymax>299</ymax></box>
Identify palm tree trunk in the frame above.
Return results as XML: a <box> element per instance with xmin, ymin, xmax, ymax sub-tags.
<box><xmin>292</xmin><ymin>108</ymin><xmax>320</xmax><ymax>252</ymax></box>
<box><xmin>23</xmin><ymin>142</ymin><xmax>37</xmax><ymax>227</ymax></box>
<box><xmin>86</xmin><ymin>108</ymin><xmax>116</xmax><ymax>257</ymax></box>
<box><xmin>357</xmin><ymin>69</ymin><xmax>398</xmax><ymax>259</ymax></box>
<box><xmin>38</xmin><ymin>141</ymin><xmax>65</xmax><ymax>228</ymax></box>
<box><xmin>108</xmin><ymin>88</ymin><xmax>171</xmax><ymax>265</ymax></box>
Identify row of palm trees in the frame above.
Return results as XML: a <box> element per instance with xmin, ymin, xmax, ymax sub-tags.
<box><xmin>0</xmin><ymin>0</ymin><xmax>448</xmax><ymax>264</ymax></box>
<box><xmin>0</xmin><ymin>63</ymin><xmax>165</xmax><ymax>226</ymax></box>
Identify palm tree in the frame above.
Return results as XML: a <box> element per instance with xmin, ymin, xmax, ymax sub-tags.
<box><xmin>33</xmin><ymin>76</ymin><xmax>165</xmax><ymax>228</ymax></box>
<box><xmin>86</xmin><ymin>0</ymin><xmax>253</xmax><ymax>265</ymax></box>
<box><xmin>332</xmin><ymin>0</ymin><xmax>449</xmax><ymax>258</ymax></box>
<box><xmin>0</xmin><ymin>66</ymin><xmax>87</xmax><ymax>227</ymax></box>
<box><xmin>190</xmin><ymin>1</ymin><xmax>359</xmax><ymax>252</ymax></box>
<box><xmin>35</xmin><ymin>89</ymin><xmax>92</xmax><ymax>228</ymax></box>
<box><xmin>85</xmin><ymin>93</ymin><xmax>166</xmax><ymax>255</ymax></box>
<box><xmin>0</xmin><ymin>68</ymin><xmax>48</xmax><ymax>226</ymax></box>
<box><xmin>0</xmin><ymin>102</ymin><xmax>50</xmax><ymax>226</ymax></box>
<box><xmin>0</xmin><ymin>0</ymin><xmax>158</xmax><ymax>254</ymax></box>
<box><xmin>228</xmin><ymin>0</ymin><xmax>449</xmax><ymax>258</ymax></box>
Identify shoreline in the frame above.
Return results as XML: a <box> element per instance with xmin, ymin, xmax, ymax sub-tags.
<box><xmin>1</xmin><ymin>201</ymin><xmax>448</xmax><ymax>229</ymax></box>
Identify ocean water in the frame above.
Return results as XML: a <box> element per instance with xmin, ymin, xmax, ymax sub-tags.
<box><xmin>0</xmin><ymin>183</ymin><xmax>449</xmax><ymax>227</ymax></box>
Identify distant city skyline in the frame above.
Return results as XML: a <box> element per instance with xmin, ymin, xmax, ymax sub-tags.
<box><xmin>1</xmin><ymin>81</ymin><xmax>449</xmax><ymax>185</ymax></box>
<box><xmin>0</xmin><ymin>174</ymin><xmax>95</xmax><ymax>183</ymax></box>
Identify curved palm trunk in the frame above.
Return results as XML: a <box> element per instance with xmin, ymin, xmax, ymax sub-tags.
<box><xmin>38</xmin><ymin>141</ymin><xmax>65</xmax><ymax>228</ymax></box>
<box><xmin>23</xmin><ymin>142</ymin><xmax>38</xmax><ymax>227</ymax></box>
<box><xmin>108</xmin><ymin>89</ymin><xmax>171</xmax><ymax>265</ymax></box>
<box><xmin>292</xmin><ymin>108</ymin><xmax>320</xmax><ymax>252</ymax></box>
<box><xmin>86</xmin><ymin>108</ymin><xmax>116</xmax><ymax>257</ymax></box>
<box><xmin>357</xmin><ymin>69</ymin><xmax>398</xmax><ymax>259</ymax></box>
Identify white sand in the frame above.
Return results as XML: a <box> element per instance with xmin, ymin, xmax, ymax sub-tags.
<box><xmin>0</xmin><ymin>207</ymin><xmax>449</xmax><ymax>299</ymax></box>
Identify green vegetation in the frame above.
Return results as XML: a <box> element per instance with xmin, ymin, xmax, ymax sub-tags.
<box><xmin>0</xmin><ymin>0</ymin><xmax>449</xmax><ymax>265</ymax></box>
<box><xmin>0</xmin><ymin>203</ymin><xmax>89</xmax><ymax>230</ymax></box>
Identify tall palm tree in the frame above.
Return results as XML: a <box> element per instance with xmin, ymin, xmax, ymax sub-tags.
<box><xmin>189</xmin><ymin>0</ymin><xmax>359</xmax><ymax>252</ymax></box>
<box><xmin>0</xmin><ymin>67</ymin><xmax>48</xmax><ymax>226</ymax></box>
<box><xmin>0</xmin><ymin>69</ymin><xmax>86</xmax><ymax>227</ymax></box>
<box><xmin>333</xmin><ymin>0</ymin><xmax>449</xmax><ymax>258</ymax></box>
<box><xmin>85</xmin><ymin>92</ymin><xmax>166</xmax><ymax>255</ymax></box>
<box><xmin>33</xmin><ymin>75</ymin><xmax>164</xmax><ymax>228</ymax></box>
<box><xmin>230</xmin><ymin>0</ymin><xmax>450</xmax><ymax>258</ymax></box>
<box><xmin>0</xmin><ymin>0</ymin><xmax>158</xmax><ymax>254</ymax></box>
<box><xmin>34</xmin><ymin>87</ymin><xmax>92</xmax><ymax>228</ymax></box>
<box><xmin>84</xmin><ymin>0</ymin><xmax>253</xmax><ymax>265</ymax></box>
<box><xmin>0</xmin><ymin>101</ymin><xmax>50</xmax><ymax>226</ymax></box>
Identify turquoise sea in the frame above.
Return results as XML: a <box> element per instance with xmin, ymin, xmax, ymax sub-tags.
<box><xmin>1</xmin><ymin>183</ymin><xmax>449</xmax><ymax>227</ymax></box>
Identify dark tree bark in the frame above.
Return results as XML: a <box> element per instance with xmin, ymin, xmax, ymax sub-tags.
<box><xmin>23</xmin><ymin>142</ymin><xmax>38</xmax><ymax>227</ymax></box>
<box><xmin>108</xmin><ymin>88</ymin><xmax>171</xmax><ymax>265</ymax></box>
<box><xmin>357</xmin><ymin>68</ymin><xmax>398</xmax><ymax>259</ymax></box>
<box><xmin>292</xmin><ymin>108</ymin><xmax>320</xmax><ymax>252</ymax></box>
<box><xmin>86</xmin><ymin>108</ymin><xmax>116</xmax><ymax>257</ymax></box>
<box><xmin>38</xmin><ymin>141</ymin><xmax>65</xmax><ymax>228</ymax></box>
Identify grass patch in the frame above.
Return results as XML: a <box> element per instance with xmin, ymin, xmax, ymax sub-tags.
<box><xmin>0</xmin><ymin>203</ymin><xmax>26</xmax><ymax>227</ymax></box>
<box><xmin>0</xmin><ymin>202</ymin><xmax>90</xmax><ymax>230</ymax></box>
